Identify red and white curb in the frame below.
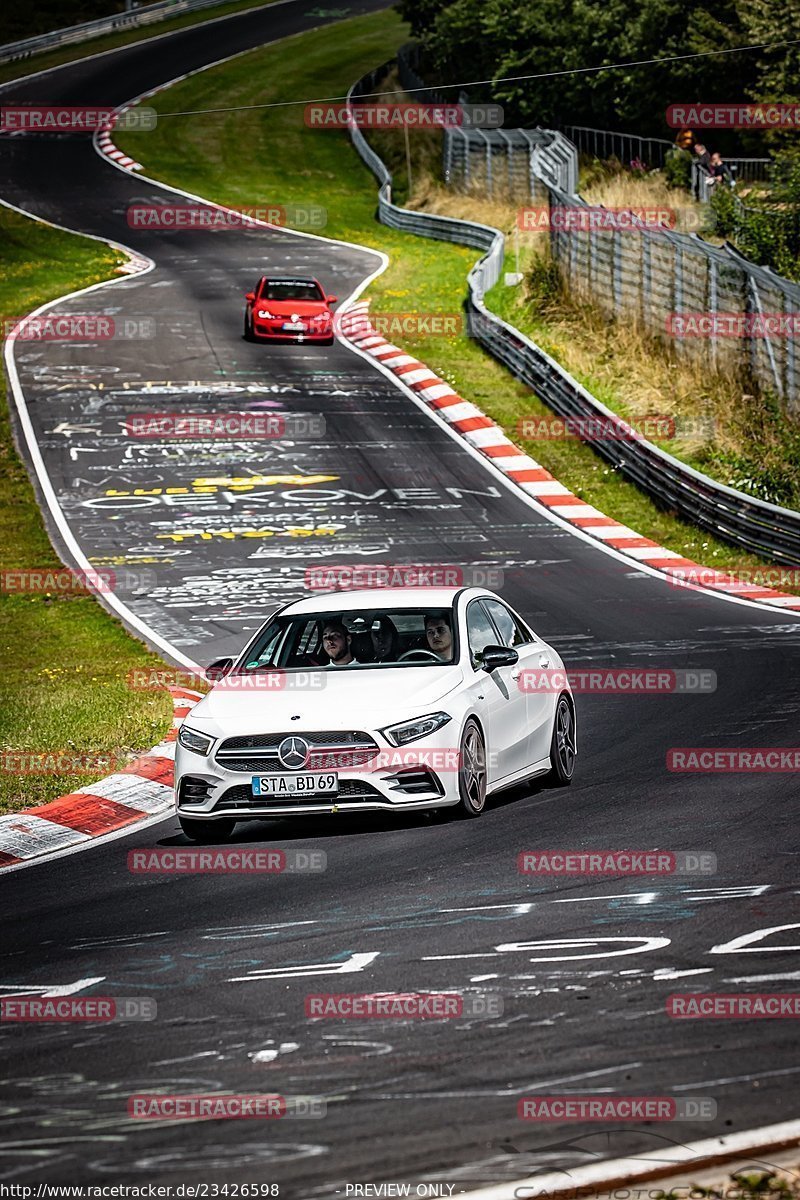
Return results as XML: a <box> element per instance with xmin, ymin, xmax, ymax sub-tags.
<box><xmin>339</xmin><ymin>303</ymin><xmax>800</xmax><ymax>613</ymax></box>
<box><xmin>96</xmin><ymin>80</ymin><xmax>187</xmax><ymax>174</ymax></box>
<box><xmin>0</xmin><ymin>687</ymin><xmax>201</xmax><ymax>871</ymax></box>
<box><xmin>97</xmin><ymin>120</ymin><xmax>142</xmax><ymax>172</ymax></box>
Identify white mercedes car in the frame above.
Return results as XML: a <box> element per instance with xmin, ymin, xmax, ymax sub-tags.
<box><xmin>174</xmin><ymin>587</ymin><xmax>576</xmax><ymax>841</ymax></box>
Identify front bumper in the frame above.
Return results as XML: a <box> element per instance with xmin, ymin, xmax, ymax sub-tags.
<box><xmin>175</xmin><ymin>736</ymin><xmax>461</xmax><ymax>820</ymax></box>
<box><xmin>252</xmin><ymin>320</ymin><xmax>332</xmax><ymax>342</ymax></box>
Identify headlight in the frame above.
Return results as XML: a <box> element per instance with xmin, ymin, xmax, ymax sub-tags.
<box><xmin>257</xmin><ymin>309</ymin><xmax>273</xmax><ymax>318</ymax></box>
<box><xmin>380</xmin><ymin>711</ymin><xmax>452</xmax><ymax>747</ymax></box>
<box><xmin>178</xmin><ymin>725</ymin><xmax>214</xmax><ymax>755</ymax></box>
<box><xmin>312</xmin><ymin>311</ymin><xmax>331</xmax><ymax>324</ymax></box>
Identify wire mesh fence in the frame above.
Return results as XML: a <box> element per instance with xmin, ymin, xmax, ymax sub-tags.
<box><xmin>346</xmin><ymin>61</ymin><xmax>800</xmax><ymax>561</ymax></box>
<box><xmin>393</xmin><ymin>48</ymin><xmax>799</xmax><ymax>413</ymax></box>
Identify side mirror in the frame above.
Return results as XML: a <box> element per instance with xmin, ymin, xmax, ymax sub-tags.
<box><xmin>481</xmin><ymin>645</ymin><xmax>519</xmax><ymax>673</ymax></box>
<box><xmin>205</xmin><ymin>657</ymin><xmax>233</xmax><ymax>683</ymax></box>
<box><xmin>245</xmin><ymin>292</ymin><xmax>255</xmax><ymax>303</ymax></box>
<box><xmin>327</xmin><ymin>294</ymin><xmax>338</xmax><ymax>305</ymax></box>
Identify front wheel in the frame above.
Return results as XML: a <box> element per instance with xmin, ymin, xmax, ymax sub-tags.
<box><xmin>457</xmin><ymin>718</ymin><xmax>487</xmax><ymax>817</ymax></box>
<box><xmin>179</xmin><ymin>816</ymin><xmax>236</xmax><ymax>843</ymax></box>
<box><xmin>547</xmin><ymin>695</ymin><xmax>576</xmax><ymax>786</ymax></box>
<box><xmin>243</xmin><ymin>313</ymin><xmax>255</xmax><ymax>342</ymax></box>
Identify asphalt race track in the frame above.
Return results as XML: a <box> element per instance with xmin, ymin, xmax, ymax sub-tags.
<box><xmin>2</xmin><ymin>2</ymin><xmax>800</xmax><ymax>1189</ymax></box>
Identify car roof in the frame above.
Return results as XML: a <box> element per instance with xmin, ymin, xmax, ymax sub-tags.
<box><xmin>283</xmin><ymin>587</ymin><xmax>483</xmax><ymax>615</ymax></box>
<box><xmin>260</xmin><ymin>274</ymin><xmax>320</xmax><ymax>282</ymax></box>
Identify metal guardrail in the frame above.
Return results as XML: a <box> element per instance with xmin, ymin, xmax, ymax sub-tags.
<box><xmin>691</xmin><ymin>160</ymin><xmax>773</xmax><ymax>201</ymax></box>
<box><xmin>564</xmin><ymin>125</ymin><xmax>673</xmax><ymax>169</ymax></box>
<box><xmin>395</xmin><ymin>45</ymin><xmax>578</xmax><ymax>198</ymax></box>
<box><xmin>566</xmin><ymin>125</ymin><xmax>772</xmax><ymax>186</ymax></box>
<box><xmin>347</xmin><ymin>65</ymin><xmax>800</xmax><ymax>566</ymax></box>
<box><xmin>0</xmin><ymin>0</ymin><xmax>242</xmax><ymax>65</ymax></box>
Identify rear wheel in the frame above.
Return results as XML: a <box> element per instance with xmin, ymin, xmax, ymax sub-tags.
<box><xmin>457</xmin><ymin>718</ymin><xmax>487</xmax><ymax>817</ymax></box>
<box><xmin>179</xmin><ymin>816</ymin><xmax>236</xmax><ymax>843</ymax></box>
<box><xmin>547</xmin><ymin>695</ymin><xmax>576</xmax><ymax>786</ymax></box>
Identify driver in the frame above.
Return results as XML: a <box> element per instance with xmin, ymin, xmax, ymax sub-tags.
<box><xmin>424</xmin><ymin>612</ymin><xmax>453</xmax><ymax>661</ymax></box>
<box><xmin>321</xmin><ymin>620</ymin><xmax>358</xmax><ymax>666</ymax></box>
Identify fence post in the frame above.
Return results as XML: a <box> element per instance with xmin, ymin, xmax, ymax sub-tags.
<box><xmin>641</xmin><ymin>234</ymin><xmax>651</xmax><ymax>331</ymax></box>
<box><xmin>673</xmin><ymin>241</ymin><xmax>684</xmax><ymax>361</ymax></box>
<box><xmin>708</xmin><ymin>257</ymin><xmax>718</xmax><ymax>371</ymax></box>
<box><xmin>748</xmin><ymin>274</ymin><xmax>783</xmax><ymax>397</ymax></box>
<box><xmin>613</xmin><ymin>227</ymin><xmax>622</xmax><ymax>308</ymax></box>
<box><xmin>786</xmin><ymin>285</ymin><xmax>796</xmax><ymax>410</ymax></box>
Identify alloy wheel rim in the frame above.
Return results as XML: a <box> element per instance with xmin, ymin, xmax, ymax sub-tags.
<box><xmin>556</xmin><ymin>700</ymin><xmax>576</xmax><ymax>776</ymax></box>
<box><xmin>461</xmin><ymin>726</ymin><xmax>486</xmax><ymax>810</ymax></box>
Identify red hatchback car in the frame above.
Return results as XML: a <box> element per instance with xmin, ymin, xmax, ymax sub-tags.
<box><xmin>243</xmin><ymin>275</ymin><xmax>338</xmax><ymax>344</ymax></box>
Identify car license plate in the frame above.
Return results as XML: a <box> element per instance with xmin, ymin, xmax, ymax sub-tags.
<box><xmin>282</xmin><ymin>321</ymin><xmax>306</xmax><ymax>331</ymax></box>
<box><xmin>252</xmin><ymin>773</ymin><xmax>338</xmax><ymax>797</ymax></box>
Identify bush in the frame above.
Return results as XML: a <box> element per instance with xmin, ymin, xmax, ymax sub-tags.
<box><xmin>709</xmin><ymin>183</ymin><xmax>738</xmax><ymax>238</ymax></box>
<box><xmin>663</xmin><ymin>147</ymin><xmax>692</xmax><ymax>192</ymax></box>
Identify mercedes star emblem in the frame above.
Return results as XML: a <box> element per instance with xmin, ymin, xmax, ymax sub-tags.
<box><xmin>277</xmin><ymin>736</ymin><xmax>310</xmax><ymax>771</ymax></box>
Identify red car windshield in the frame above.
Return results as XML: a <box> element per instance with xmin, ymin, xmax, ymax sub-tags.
<box><xmin>259</xmin><ymin>279</ymin><xmax>324</xmax><ymax>302</ymax></box>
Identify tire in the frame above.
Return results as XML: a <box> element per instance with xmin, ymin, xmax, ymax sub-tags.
<box><xmin>547</xmin><ymin>694</ymin><xmax>576</xmax><ymax>786</ymax></box>
<box><xmin>243</xmin><ymin>314</ymin><xmax>255</xmax><ymax>342</ymax></box>
<box><xmin>179</xmin><ymin>816</ymin><xmax>236</xmax><ymax>843</ymax></box>
<box><xmin>457</xmin><ymin>718</ymin><xmax>487</xmax><ymax>817</ymax></box>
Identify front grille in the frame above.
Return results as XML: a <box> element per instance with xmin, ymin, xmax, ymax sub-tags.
<box><xmin>219</xmin><ymin>731</ymin><xmax>374</xmax><ymax>750</ymax></box>
<box><xmin>211</xmin><ymin>779</ymin><xmax>384</xmax><ymax>812</ymax></box>
<box><xmin>216</xmin><ymin>730</ymin><xmax>379</xmax><ymax>774</ymax></box>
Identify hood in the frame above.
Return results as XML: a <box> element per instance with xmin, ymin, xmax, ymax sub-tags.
<box><xmin>255</xmin><ymin>299</ymin><xmax>328</xmax><ymax>316</ymax></box>
<box><xmin>185</xmin><ymin>665</ymin><xmax>464</xmax><ymax>737</ymax></box>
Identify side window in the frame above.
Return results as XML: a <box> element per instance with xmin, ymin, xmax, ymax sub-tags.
<box><xmin>467</xmin><ymin>601</ymin><xmax>499</xmax><ymax>669</ymax></box>
<box><xmin>483</xmin><ymin>599</ymin><xmax>533</xmax><ymax>648</ymax></box>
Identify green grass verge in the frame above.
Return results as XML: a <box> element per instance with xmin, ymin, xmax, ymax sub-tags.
<box><xmin>0</xmin><ymin>0</ymin><xmax>285</xmax><ymax>87</ymax></box>
<box><xmin>0</xmin><ymin>209</ymin><xmax>174</xmax><ymax>814</ymax></box>
<box><xmin>117</xmin><ymin>8</ymin><xmax>794</xmax><ymax>587</ymax></box>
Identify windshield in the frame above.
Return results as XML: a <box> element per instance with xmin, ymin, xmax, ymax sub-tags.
<box><xmin>239</xmin><ymin>607</ymin><xmax>458</xmax><ymax>671</ymax></box>
<box><xmin>259</xmin><ymin>279</ymin><xmax>324</xmax><ymax>302</ymax></box>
